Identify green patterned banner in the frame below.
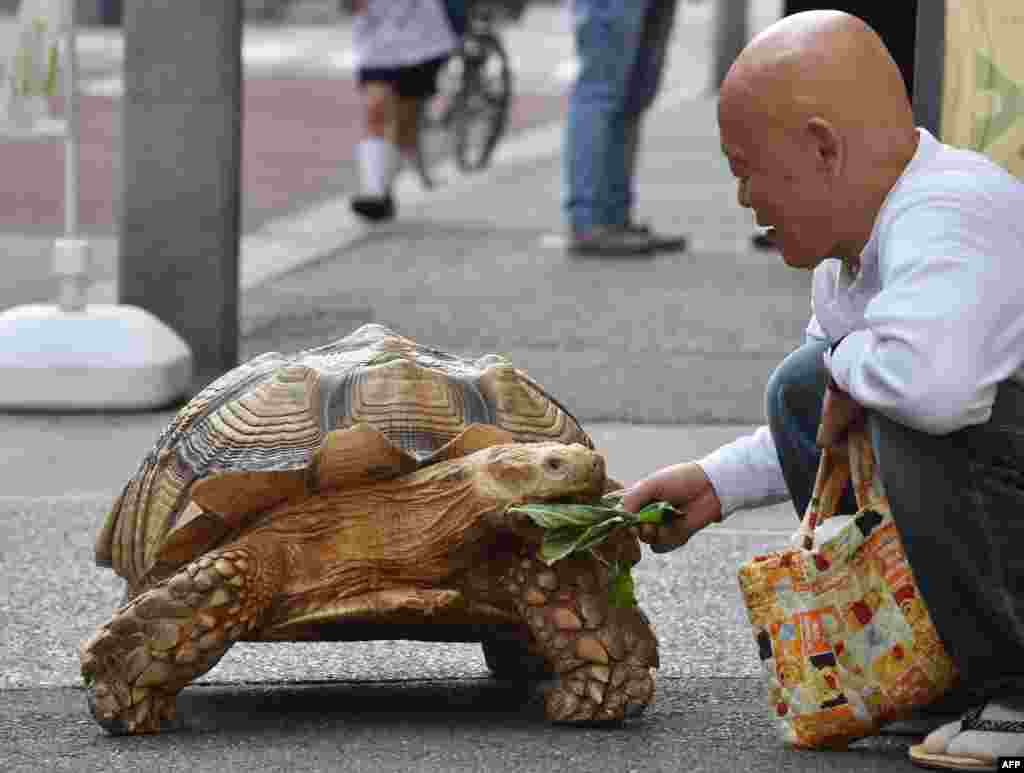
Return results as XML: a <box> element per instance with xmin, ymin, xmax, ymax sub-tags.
<box><xmin>942</xmin><ymin>0</ymin><xmax>1024</xmax><ymax>179</ymax></box>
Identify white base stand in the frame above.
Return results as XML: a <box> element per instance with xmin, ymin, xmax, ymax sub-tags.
<box><xmin>0</xmin><ymin>303</ymin><xmax>194</xmax><ymax>411</ymax></box>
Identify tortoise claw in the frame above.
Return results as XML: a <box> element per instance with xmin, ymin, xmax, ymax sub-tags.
<box><xmin>80</xmin><ymin>545</ymin><xmax>278</xmax><ymax>734</ymax></box>
<box><xmin>543</xmin><ymin>662</ymin><xmax>655</xmax><ymax>723</ymax></box>
<box><xmin>84</xmin><ymin>683</ymin><xmax>180</xmax><ymax>735</ymax></box>
<box><xmin>507</xmin><ymin>553</ymin><xmax>658</xmax><ymax>724</ymax></box>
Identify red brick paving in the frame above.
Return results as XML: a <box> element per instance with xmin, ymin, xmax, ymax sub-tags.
<box><xmin>0</xmin><ymin>78</ymin><xmax>565</xmax><ymax>232</ymax></box>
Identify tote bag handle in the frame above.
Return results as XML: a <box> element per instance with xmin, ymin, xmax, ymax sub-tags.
<box><xmin>796</xmin><ymin>426</ymin><xmax>890</xmax><ymax>550</ymax></box>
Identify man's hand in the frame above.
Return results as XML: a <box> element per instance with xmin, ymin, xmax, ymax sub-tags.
<box><xmin>816</xmin><ymin>382</ymin><xmax>865</xmax><ymax>448</ymax></box>
<box><xmin>618</xmin><ymin>462</ymin><xmax>723</xmax><ymax>553</ymax></box>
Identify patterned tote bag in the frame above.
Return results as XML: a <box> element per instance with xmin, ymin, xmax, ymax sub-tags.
<box><xmin>737</xmin><ymin>427</ymin><xmax>959</xmax><ymax>749</ymax></box>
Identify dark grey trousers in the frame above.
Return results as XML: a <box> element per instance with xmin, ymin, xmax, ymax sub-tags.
<box><xmin>766</xmin><ymin>339</ymin><xmax>1024</xmax><ymax>699</ymax></box>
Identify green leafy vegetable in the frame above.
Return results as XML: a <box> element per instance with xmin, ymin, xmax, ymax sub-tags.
<box><xmin>607</xmin><ymin>561</ymin><xmax>638</xmax><ymax>609</ymax></box>
<box><xmin>507</xmin><ymin>494</ymin><xmax>681</xmax><ymax>608</ymax></box>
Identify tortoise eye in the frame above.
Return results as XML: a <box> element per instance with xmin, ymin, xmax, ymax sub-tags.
<box><xmin>545</xmin><ymin>457</ymin><xmax>564</xmax><ymax>472</ymax></box>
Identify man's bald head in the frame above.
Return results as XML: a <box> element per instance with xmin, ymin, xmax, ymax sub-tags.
<box><xmin>722</xmin><ymin>11</ymin><xmax>913</xmax><ymax>140</ymax></box>
<box><xmin>718</xmin><ymin>12</ymin><xmax>919</xmax><ymax>269</ymax></box>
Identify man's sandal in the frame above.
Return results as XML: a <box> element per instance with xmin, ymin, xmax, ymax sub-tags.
<box><xmin>909</xmin><ymin>700</ymin><xmax>1024</xmax><ymax>771</ymax></box>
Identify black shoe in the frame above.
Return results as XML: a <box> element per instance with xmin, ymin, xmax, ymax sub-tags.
<box><xmin>626</xmin><ymin>221</ymin><xmax>688</xmax><ymax>253</ymax></box>
<box><xmin>351</xmin><ymin>194</ymin><xmax>396</xmax><ymax>222</ymax></box>
<box><xmin>751</xmin><ymin>229</ymin><xmax>776</xmax><ymax>250</ymax></box>
<box><xmin>567</xmin><ymin>225</ymin><xmax>660</xmax><ymax>257</ymax></box>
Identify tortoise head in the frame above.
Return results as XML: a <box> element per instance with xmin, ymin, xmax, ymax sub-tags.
<box><xmin>474</xmin><ymin>442</ymin><xmax>606</xmax><ymax>504</ymax></box>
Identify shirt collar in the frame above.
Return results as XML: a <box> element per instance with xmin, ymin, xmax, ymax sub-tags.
<box><xmin>853</xmin><ymin>128</ymin><xmax>938</xmax><ymax>279</ymax></box>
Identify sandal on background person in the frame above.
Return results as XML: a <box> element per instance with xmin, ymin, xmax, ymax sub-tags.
<box><xmin>909</xmin><ymin>698</ymin><xmax>1024</xmax><ymax>771</ymax></box>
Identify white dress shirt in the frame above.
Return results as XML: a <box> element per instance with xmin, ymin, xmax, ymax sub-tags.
<box><xmin>699</xmin><ymin>128</ymin><xmax>1024</xmax><ymax>518</ymax></box>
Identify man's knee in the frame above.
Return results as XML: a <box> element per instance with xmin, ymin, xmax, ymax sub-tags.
<box><xmin>765</xmin><ymin>341</ymin><xmax>828</xmax><ymax>429</ymax></box>
<box><xmin>765</xmin><ymin>363</ymin><xmax>790</xmax><ymax>427</ymax></box>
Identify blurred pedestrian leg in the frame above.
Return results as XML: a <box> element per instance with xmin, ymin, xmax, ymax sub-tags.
<box><xmin>620</xmin><ymin>0</ymin><xmax>686</xmax><ymax>251</ymax></box>
<box><xmin>349</xmin><ymin>0</ymin><xmax>458</xmax><ymax>222</ymax></box>
<box><xmin>565</xmin><ymin>0</ymin><xmax>688</xmax><ymax>257</ymax></box>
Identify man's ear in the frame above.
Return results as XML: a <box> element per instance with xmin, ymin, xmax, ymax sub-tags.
<box><xmin>806</xmin><ymin>117</ymin><xmax>843</xmax><ymax>177</ymax></box>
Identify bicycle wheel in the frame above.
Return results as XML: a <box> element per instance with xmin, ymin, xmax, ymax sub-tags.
<box><xmin>414</xmin><ymin>52</ymin><xmax>464</xmax><ymax>190</ymax></box>
<box><xmin>453</xmin><ymin>30</ymin><xmax>511</xmax><ymax>173</ymax></box>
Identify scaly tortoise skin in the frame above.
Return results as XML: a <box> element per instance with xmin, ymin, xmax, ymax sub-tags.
<box><xmin>80</xmin><ymin>324</ymin><xmax>658</xmax><ymax>734</ymax></box>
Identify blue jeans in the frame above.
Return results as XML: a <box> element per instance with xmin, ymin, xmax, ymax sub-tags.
<box><xmin>564</xmin><ymin>0</ymin><xmax>678</xmax><ymax>233</ymax></box>
<box><xmin>767</xmin><ymin>338</ymin><xmax>1024</xmax><ymax>699</ymax></box>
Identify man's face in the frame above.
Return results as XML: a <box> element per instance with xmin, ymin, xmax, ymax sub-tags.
<box><xmin>718</xmin><ymin>101</ymin><xmax>839</xmax><ymax>270</ymax></box>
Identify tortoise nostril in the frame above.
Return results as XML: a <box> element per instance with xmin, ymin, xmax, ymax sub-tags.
<box><xmin>545</xmin><ymin>457</ymin><xmax>564</xmax><ymax>472</ymax></box>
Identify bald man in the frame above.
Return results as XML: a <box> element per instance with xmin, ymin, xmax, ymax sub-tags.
<box><xmin>621</xmin><ymin>11</ymin><xmax>1024</xmax><ymax>770</ymax></box>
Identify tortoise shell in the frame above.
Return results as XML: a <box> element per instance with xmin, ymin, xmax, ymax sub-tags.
<box><xmin>97</xmin><ymin>324</ymin><xmax>594</xmax><ymax>589</ymax></box>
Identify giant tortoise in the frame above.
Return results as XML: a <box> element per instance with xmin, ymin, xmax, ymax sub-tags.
<box><xmin>80</xmin><ymin>324</ymin><xmax>658</xmax><ymax>734</ymax></box>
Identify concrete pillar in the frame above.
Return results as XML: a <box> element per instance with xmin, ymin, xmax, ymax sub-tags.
<box><xmin>118</xmin><ymin>0</ymin><xmax>242</xmax><ymax>392</ymax></box>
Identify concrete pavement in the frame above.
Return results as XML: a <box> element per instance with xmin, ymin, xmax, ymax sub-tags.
<box><xmin>0</xmin><ymin>2</ymin><xmax>943</xmax><ymax>771</ymax></box>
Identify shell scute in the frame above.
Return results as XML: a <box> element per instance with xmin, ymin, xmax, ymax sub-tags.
<box><xmin>98</xmin><ymin>324</ymin><xmax>593</xmax><ymax>590</ymax></box>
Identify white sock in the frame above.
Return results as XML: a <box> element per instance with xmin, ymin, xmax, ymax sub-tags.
<box><xmin>356</xmin><ymin>137</ymin><xmax>402</xmax><ymax>198</ymax></box>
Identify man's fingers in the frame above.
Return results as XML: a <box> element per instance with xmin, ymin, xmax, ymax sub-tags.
<box><xmin>817</xmin><ymin>388</ymin><xmax>864</xmax><ymax>448</ymax></box>
<box><xmin>816</xmin><ymin>387</ymin><xmax>838</xmax><ymax>447</ymax></box>
<box><xmin>649</xmin><ymin>523</ymin><xmax>690</xmax><ymax>553</ymax></box>
<box><xmin>637</xmin><ymin>522</ymin><xmax>660</xmax><ymax>543</ymax></box>
<box><xmin>620</xmin><ymin>480</ymin><xmax>661</xmax><ymax>513</ymax></box>
<box><xmin>635</xmin><ymin>518</ymin><xmax>691</xmax><ymax>553</ymax></box>
<box><xmin>815</xmin><ymin>418</ymin><xmax>835</xmax><ymax>448</ymax></box>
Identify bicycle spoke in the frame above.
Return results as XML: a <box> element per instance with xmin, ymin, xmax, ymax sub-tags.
<box><xmin>414</xmin><ymin>51</ymin><xmax>466</xmax><ymax>189</ymax></box>
<box><xmin>454</xmin><ymin>28</ymin><xmax>511</xmax><ymax>173</ymax></box>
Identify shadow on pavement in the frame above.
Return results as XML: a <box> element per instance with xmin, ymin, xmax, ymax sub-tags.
<box><xmin>2</xmin><ymin>678</ymin><xmax>922</xmax><ymax>773</ymax></box>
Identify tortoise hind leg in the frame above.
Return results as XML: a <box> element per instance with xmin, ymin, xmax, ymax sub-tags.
<box><xmin>505</xmin><ymin>553</ymin><xmax>657</xmax><ymax>723</ymax></box>
<box><xmin>481</xmin><ymin>629</ymin><xmax>554</xmax><ymax>679</ymax></box>
<box><xmin>80</xmin><ymin>541</ymin><xmax>285</xmax><ymax>734</ymax></box>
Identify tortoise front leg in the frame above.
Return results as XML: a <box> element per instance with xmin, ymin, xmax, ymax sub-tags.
<box><xmin>80</xmin><ymin>541</ymin><xmax>285</xmax><ymax>734</ymax></box>
<box><xmin>506</xmin><ymin>553</ymin><xmax>658</xmax><ymax>723</ymax></box>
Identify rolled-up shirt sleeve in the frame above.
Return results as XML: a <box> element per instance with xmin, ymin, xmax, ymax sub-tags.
<box><xmin>828</xmin><ymin>186</ymin><xmax>1024</xmax><ymax>435</ymax></box>
<box><xmin>697</xmin><ymin>425</ymin><xmax>790</xmax><ymax>518</ymax></box>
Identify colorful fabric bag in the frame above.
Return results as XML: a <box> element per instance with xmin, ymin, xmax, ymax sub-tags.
<box><xmin>737</xmin><ymin>427</ymin><xmax>959</xmax><ymax>749</ymax></box>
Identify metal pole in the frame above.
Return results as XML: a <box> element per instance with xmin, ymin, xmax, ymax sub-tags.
<box><xmin>712</xmin><ymin>0</ymin><xmax>749</xmax><ymax>92</ymax></box>
<box><xmin>63</xmin><ymin>1</ymin><xmax>76</xmax><ymax>239</ymax></box>
<box><xmin>0</xmin><ymin>0</ymin><xmax>194</xmax><ymax>411</ymax></box>
<box><xmin>55</xmin><ymin>0</ymin><xmax>90</xmax><ymax>313</ymax></box>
